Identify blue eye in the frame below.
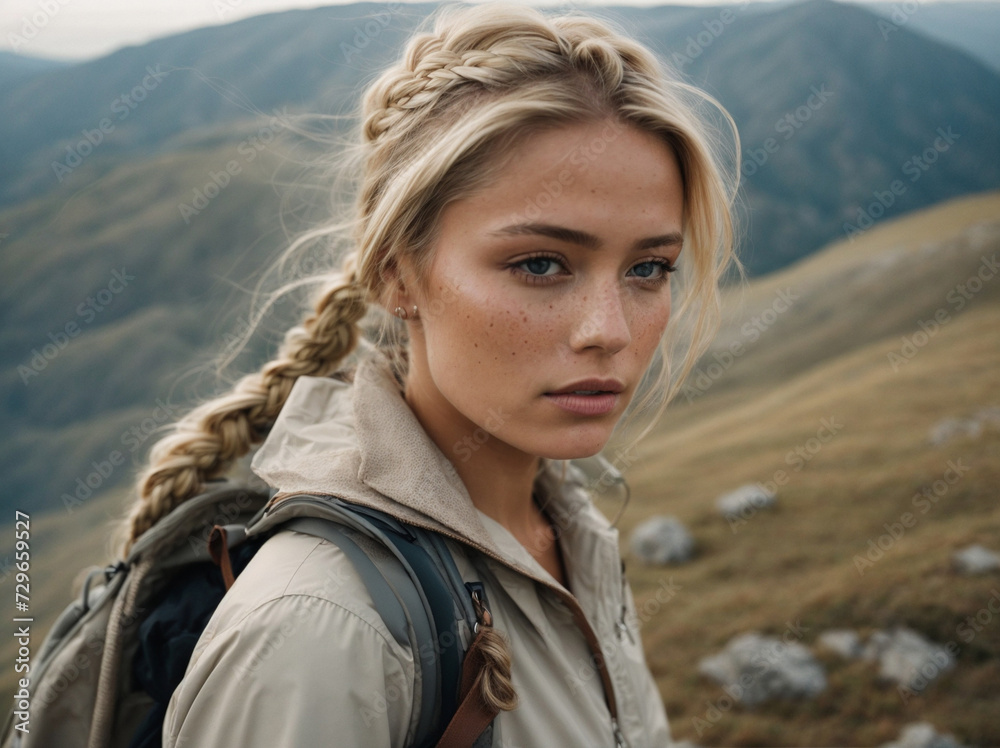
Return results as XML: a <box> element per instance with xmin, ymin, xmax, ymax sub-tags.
<box><xmin>630</xmin><ymin>260</ymin><xmax>677</xmax><ymax>279</ymax></box>
<box><xmin>508</xmin><ymin>253</ymin><xmax>676</xmax><ymax>287</ymax></box>
<box><xmin>523</xmin><ymin>257</ymin><xmax>560</xmax><ymax>276</ymax></box>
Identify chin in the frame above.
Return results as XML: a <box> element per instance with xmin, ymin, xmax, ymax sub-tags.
<box><xmin>530</xmin><ymin>430</ymin><xmax>611</xmax><ymax>462</ymax></box>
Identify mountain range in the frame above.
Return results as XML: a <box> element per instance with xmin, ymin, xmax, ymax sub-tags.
<box><xmin>1</xmin><ymin>0</ymin><xmax>999</xmax><ymax>516</ymax></box>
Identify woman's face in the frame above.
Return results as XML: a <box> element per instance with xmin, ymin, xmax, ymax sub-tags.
<box><xmin>398</xmin><ymin>118</ymin><xmax>685</xmax><ymax>464</ymax></box>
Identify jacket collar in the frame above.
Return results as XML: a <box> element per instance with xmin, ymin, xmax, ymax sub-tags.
<box><xmin>250</xmin><ymin>347</ymin><xmax>628</xmax><ymax>588</ymax></box>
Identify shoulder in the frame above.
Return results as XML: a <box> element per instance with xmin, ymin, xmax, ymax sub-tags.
<box><xmin>199</xmin><ymin>529</ymin><xmax>411</xmax><ymax>654</ymax></box>
<box><xmin>165</xmin><ymin>529</ymin><xmax>418</xmax><ymax>747</ymax></box>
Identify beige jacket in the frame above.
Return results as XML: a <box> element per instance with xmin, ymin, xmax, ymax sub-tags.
<box><xmin>163</xmin><ymin>350</ymin><xmax>671</xmax><ymax>747</ymax></box>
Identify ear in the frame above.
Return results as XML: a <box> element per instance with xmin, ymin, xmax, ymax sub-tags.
<box><xmin>377</xmin><ymin>254</ymin><xmax>418</xmax><ymax>312</ymax></box>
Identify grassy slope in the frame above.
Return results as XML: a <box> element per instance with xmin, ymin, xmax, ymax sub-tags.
<box><xmin>3</xmin><ymin>193</ymin><xmax>999</xmax><ymax>745</ymax></box>
<box><xmin>0</xmin><ymin>139</ymin><xmax>301</xmax><ymax>516</ymax></box>
<box><xmin>620</xmin><ymin>194</ymin><xmax>1000</xmax><ymax>746</ymax></box>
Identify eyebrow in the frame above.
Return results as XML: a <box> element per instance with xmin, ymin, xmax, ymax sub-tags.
<box><xmin>488</xmin><ymin>222</ymin><xmax>683</xmax><ymax>252</ymax></box>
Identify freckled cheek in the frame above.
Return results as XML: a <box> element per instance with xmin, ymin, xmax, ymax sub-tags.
<box><xmin>631</xmin><ymin>298</ymin><xmax>671</xmax><ymax>356</ymax></box>
<box><xmin>487</xmin><ymin>302</ymin><xmax>556</xmax><ymax>364</ymax></box>
<box><xmin>425</xmin><ymin>285</ymin><xmax>548</xmax><ymax>366</ymax></box>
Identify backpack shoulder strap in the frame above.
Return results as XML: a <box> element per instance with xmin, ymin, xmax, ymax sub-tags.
<box><xmin>267</xmin><ymin>500</ymin><xmax>493</xmax><ymax>748</ymax></box>
<box><xmin>282</xmin><ymin>516</ymin><xmax>413</xmax><ymax>645</ymax></box>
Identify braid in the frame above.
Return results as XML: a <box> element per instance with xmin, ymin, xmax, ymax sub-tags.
<box><xmin>363</xmin><ymin>48</ymin><xmax>516</xmax><ymax>142</ymax></box>
<box><xmin>119</xmin><ymin>255</ymin><xmax>369</xmax><ymax>555</ymax></box>
<box><xmin>360</xmin><ymin>10</ymin><xmax>574</xmax><ymax>145</ymax></box>
<box><xmin>477</xmin><ymin>627</ymin><xmax>519</xmax><ymax>712</ymax></box>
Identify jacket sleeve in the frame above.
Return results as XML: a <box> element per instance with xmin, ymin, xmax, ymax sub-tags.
<box><xmin>162</xmin><ymin>592</ymin><xmax>416</xmax><ymax>747</ymax></box>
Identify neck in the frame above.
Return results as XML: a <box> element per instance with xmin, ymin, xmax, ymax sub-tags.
<box><xmin>403</xmin><ymin>376</ymin><xmax>542</xmax><ymax>534</ymax></box>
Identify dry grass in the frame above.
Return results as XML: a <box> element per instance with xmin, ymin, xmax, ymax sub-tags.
<box><xmin>613</xmin><ymin>194</ymin><xmax>1000</xmax><ymax>746</ymax></box>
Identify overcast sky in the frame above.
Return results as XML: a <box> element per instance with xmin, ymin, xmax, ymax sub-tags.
<box><xmin>1</xmin><ymin>0</ymin><xmax>996</xmax><ymax>61</ymax></box>
<box><xmin>2</xmin><ymin>0</ymin><xmax>709</xmax><ymax>60</ymax></box>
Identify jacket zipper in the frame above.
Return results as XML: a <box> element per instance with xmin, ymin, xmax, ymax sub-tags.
<box><xmin>615</xmin><ymin>560</ymin><xmax>635</xmax><ymax>645</ymax></box>
<box><xmin>261</xmin><ymin>492</ymin><xmax>629</xmax><ymax>746</ymax></box>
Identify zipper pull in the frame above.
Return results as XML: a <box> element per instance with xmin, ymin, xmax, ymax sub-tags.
<box><xmin>467</xmin><ymin>581</ymin><xmax>493</xmax><ymax>633</ymax></box>
<box><xmin>616</xmin><ymin>560</ymin><xmax>635</xmax><ymax>645</ymax></box>
<box><xmin>612</xmin><ymin>718</ymin><xmax>628</xmax><ymax>748</ymax></box>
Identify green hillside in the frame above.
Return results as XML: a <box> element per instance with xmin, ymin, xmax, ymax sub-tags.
<box><xmin>1</xmin><ymin>140</ymin><xmax>303</xmax><ymax>517</ymax></box>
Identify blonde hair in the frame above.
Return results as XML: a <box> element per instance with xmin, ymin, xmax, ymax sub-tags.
<box><xmin>115</xmin><ymin>0</ymin><xmax>739</xmax><ymax>711</ymax></box>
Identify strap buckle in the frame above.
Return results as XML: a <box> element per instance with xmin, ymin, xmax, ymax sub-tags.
<box><xmin>467</xmin><ymin>582</ymin><xmax>493</xmax><ymax>633</ymax></box>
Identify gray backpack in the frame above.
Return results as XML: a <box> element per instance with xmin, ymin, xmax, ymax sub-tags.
<box><xmin>2</xmin><ymin>480</ymin><xmax>497</xmax><ymax>748</ymax></box>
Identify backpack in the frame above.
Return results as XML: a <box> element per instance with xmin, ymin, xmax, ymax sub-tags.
<box><xmin>1</xmin><ymin>479</ymin><xmax>498</xmax><ymax>748</ymax></box>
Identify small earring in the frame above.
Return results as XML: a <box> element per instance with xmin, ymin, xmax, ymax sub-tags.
<box><xmin>410</xmin><ymin>305</ymin><xmax>419</xmax><ymax>319</ymax></box>
<box><xmin>393</xmin><ymin>306</ymin><xmax>408</xmax><ymax>320</ymax></box>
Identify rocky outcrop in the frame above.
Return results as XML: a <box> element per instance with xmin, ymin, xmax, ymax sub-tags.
<box><xmin>952</xmin><ymin>544</ymin><xmax>1000</xmax><ymax>574</ymax></box>
<box><xmin>716</xmin><ymin>484</ymin><xmax>777</xmax><ymax>519</ymax></box>
<box><xmin>862</xmin><ymin>627</ymin><xmax>955</xmax><ymax>691</ymax></box>
<box><xmin>629</xmin><ymin>516</ymin><xmax>696</xmax><ymax>565</ymax></box>
<box><xmin>697</xmin><ymin>632</ymin><xmax>826</xmax><ymax>706</ymax></box>
<box><xmin>817</xmin><ymin>629</ymin><xmax>863</xmax><ymax>659</ymax></box>
<box><xmin>880</xmin><ymin>722</ymin><xmax>967</xmax><ymax>748</ymax></box>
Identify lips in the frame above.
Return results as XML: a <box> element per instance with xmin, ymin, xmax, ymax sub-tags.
<box><xmin>545</xmin><ymin>378</ymin><xmax>625</xmax><ymax>396</ymax></box>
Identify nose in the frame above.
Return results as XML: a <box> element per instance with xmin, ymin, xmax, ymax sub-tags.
<box><xmin>568</xmin><ymin>279</ymin><xmax>632</xmax><ymax>354</ymax></box>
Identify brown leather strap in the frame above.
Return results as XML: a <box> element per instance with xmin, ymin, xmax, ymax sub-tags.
<box><xmin>435</xmin><ymin>627</ymin><xmax>499</xmax><ymax>748</ymax></box>
<box><xmin>207</xmin><ymin>525</ymin><xmax>236</xmax><ymax>591</ymax></box>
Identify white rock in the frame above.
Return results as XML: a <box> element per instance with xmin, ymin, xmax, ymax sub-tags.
<box><xmin>928</xmin><ymin>405</ymin><xmax>1000</xmax><ymax>446</ymax></box>
<box><xmin>629</xmin><ymin>516</ymin><xmax>695</xmax><ymax>565</ymax></box>
<box><xmin>697</xmin><ymin>632</ymin><xmax>827</xmax><ymax>706</ymax></box>
<box><xmin>817</xmin><ymin>629</ymin><xmax>863</xmax><ymax>659</ymax></box>
<box><xmin>928</xmin><ymin>417</ymin><xmax>981</xmax><ymax>446</ymax></box>
<box><xmin>974</xmin><ymin>404</ymin><xmax>1000</xmax><ymax>427</ymax></box>
<box><xmin>715</xmin><ymin>484</ymin><xmax>776</xmax><ymax>519</ymax></box>
<box><xmin>953</xmin><ymin>544</ymin><xmax>1000</xmax><ymax>574</ymax></box>
<box><xmin>880</xmin><ymin>721</ymin><xmax>966</xmax><ymax>748</ymax></box>
<box><xmin>862</xmin><ymin>628</ymin><xmax>955</xmax><ymax>691</ymax></box>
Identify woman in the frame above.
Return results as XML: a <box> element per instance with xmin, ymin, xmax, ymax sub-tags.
<box><xmin>124</xmin><ymin>2</ymin><xmax>739</xmax><ymax>745</ymax></box>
